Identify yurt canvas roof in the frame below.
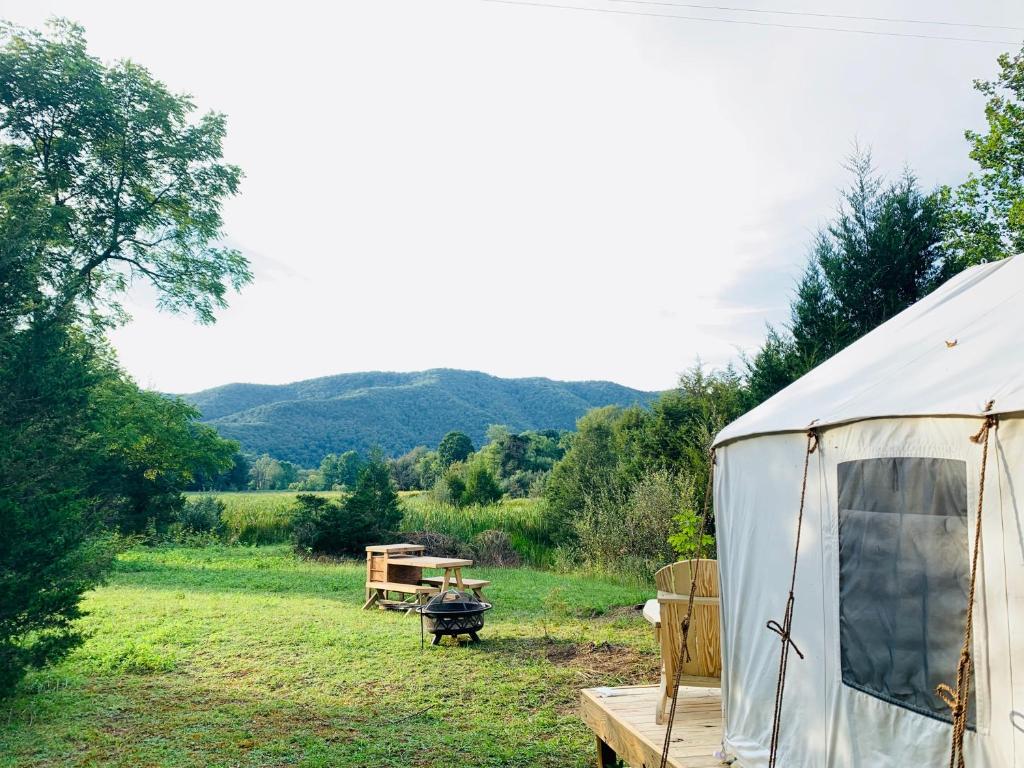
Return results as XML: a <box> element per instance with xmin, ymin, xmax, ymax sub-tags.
<box><xmin>715</xmin><ymin>255</ymin><xmax>1024</xmax><ymax>447</ymax></box>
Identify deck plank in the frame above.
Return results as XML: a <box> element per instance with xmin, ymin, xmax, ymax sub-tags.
<box><xmin>580</xmin><ymin>685</ymin><xmax>725</xmax><ymax>768</ymax></box>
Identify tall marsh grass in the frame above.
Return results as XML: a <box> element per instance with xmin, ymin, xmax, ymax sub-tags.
<box><xmin>187</xmin><ymin>491</ymin><xmax>343</xmax><ymax>545</ymax></box>
<box><xmin>186</xmin><ymin>491</ymin><xmax>556</xmax><ymax>565</ymax></box>
<box><xmin>400</xmin><ymin>494</ymin><xmax>555</xmax><ymax>567</ymax></box>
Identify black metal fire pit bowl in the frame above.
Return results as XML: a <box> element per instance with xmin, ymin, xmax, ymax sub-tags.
<box><xmin>414</xmin><ymin>589</ymin><xmax>493</xmax><ymax>647</ymax></box>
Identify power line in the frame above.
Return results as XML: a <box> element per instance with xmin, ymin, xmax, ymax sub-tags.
<box><xmin>472</xmin><ymin>0</ymin><xmax>1019</xmax><ymax>45</ymax></box>
<box><xmin>603</xmin><ymin>0</ymin><xmax>1024</xmax><ymax>33</ymax></box>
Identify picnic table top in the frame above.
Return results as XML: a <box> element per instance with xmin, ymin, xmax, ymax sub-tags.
<box><xmin>365</xmin><ymin>543</ymin><xmax>425</xmax><ymax>553</ymax></box>
<box><xmin>393</xmin><ymin>555</ymin><xmax>473</xmax><ymax>568</ymax></box>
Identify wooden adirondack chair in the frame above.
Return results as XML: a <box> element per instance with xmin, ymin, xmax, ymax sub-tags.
<box><xmin>642</xmin><ymin>559</ymin><xmax>721</xmax><ymax>724</ymax></box>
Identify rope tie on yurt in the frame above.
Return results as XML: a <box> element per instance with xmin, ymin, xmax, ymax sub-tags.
<box><xmin>659</xmin><ymin>449</ymin><xmax>716</xmax><ymax>768</ymax></box>
<box><xmin>766</xmin><ymin>428</ymin><xmax>817</xmax><ymax>768</ymax></box>
<box><xmin>935</xmin><ymin>412</ymin><xmax>997</xmax><ymax>768</ymax></box>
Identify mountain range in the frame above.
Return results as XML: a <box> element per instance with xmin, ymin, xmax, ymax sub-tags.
<box><xmin>181</xmin><ymin>369</ymin><xmax>659</xmax><ymax>467</ymax></box>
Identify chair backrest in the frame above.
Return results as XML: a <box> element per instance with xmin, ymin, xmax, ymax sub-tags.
<box><xmin>657</xmin><ymin>559</ymin><xmax>721</xmax><ymax>682</ymax></box>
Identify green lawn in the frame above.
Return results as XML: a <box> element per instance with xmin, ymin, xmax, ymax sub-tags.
<box><xmin>0</xmin><ymin>546</ymin><xmax>659</xmax><ymax>767</ymax></box>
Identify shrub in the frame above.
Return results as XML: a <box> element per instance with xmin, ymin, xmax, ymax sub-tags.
<box><xmin>291</xmin><ymin>459</ymin><xmax>404</xmax><ymax>556</ymax></box>
<box><xmin>431</xmin><ymin>465</ymin><xmax>467</xmax><ymax>506</ymax></box>
<box><xmin>175</xmin><ymin>495</ymin><xmax>226</xmax><ymax>535</ymax></box>
<box><xmin>574</xmin><ymin>469</ymin><xmax>683</xmax><ymax>578</ymax></box>
<box><xmin>462</xmin><ymin>462</ymin><xmax>503</xmax><ymax>506</ymax></box>
<box><xmin>502</xmin><ymin>469</ymin><xmax>547</xmax><ymax>499</ymax></box>
<box><xmin>471</xmin><ymin>529</ymin><xmax>521</xmax><ymax>567</ymax></box>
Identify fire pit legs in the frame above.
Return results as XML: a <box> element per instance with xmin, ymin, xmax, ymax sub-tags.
<box><xmin>430</xmin><ymin>630</ymin><xmax>481</xmax><ymax>645</ymax></box>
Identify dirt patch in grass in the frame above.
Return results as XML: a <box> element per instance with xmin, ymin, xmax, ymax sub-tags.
<box><xmin>545</xmin><ymin>640</ymin><xmax>659</xmax><ymax>685</ymax></box>
<box><xmin>589</xmin><ymin>603</ymin><xmax>647</xmax><ymax>621</ymax></box>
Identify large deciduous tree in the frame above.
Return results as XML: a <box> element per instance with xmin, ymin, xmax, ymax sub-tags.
<box><xmin>943</xmin><ymin>46</ymin><xmax>1024</xmax><ymax>266</ymax></box>
<box><xmin>0</xmin><ymin>19</ymin><xmax>250</xmax><ymax>325</ymax></box>
<box><xmin>0</xmin><ymin>20</ymin><xmax>246</xmax><ymax>696</ymax></box>
<box><xmin>437</xmin><ymin>431</ymin><xmax>474</xmax><ymax>468</ymax></box>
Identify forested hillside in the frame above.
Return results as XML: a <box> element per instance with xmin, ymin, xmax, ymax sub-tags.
<box><xmin>181</xmin><ymin>369</ymin><xmax>658</xmax><ymax>465</ymax></box>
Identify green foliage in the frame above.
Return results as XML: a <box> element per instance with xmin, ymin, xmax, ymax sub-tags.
<box><xmin>173</xmin><ymin>496</ymin><xmax>226</xmax><ymax>536</ymax></box>
<box><xmin>388</xmin><ymin>445</ymin><xmax>431</xmax><ymax>490</ymax></box>
<box><xmin>744</xmin><ymin>149</ymin><xmax>951</xmax><ymax>406</ymax></box>
<box><xmin>401</xmin><ymin>495</ymin><xmax>555</xmax><ymax>567</ymax></box>
<box><xmin>89</xmin><ymin>380</ymin><xmax>237</xmax><ymax>534</ymax></box>
<box><xmin>0</xmin><ymin>19</ymin><xmax>246</xmax><ymax>696</ymax></box>
<box><xmin>461</xmin><ymin>460</ymin><xmax>504</xmax><ymax>506</ymax></box>
<box><xmin>248</xmin><ymin>453</ymin><xmax>299</xmax><ymax>491</ymax></box>
<box><xmin>544</xmin><ymin>406</ymin><xmax>629</xmax><ymax>543</ymax></box>
<box><xmin>431</xmin><ymin>455</ymin><xmax>504</xmax><ymax>508</ymax></box>
<box><xmin>203</xmin><ymin>491</ymin><xmax>346</xmax><ymax>545</ymax></box>
<box><xmin>319</xmin><ymin>450</ymin><xmax>366</xmax><ymax>489</ymax></box>
<box><xmin>572</xmin><ymin>470</ymin><xmax>683</xmax><ymax>580</ymax></box>
<box><xmin>437</xmin><ymin>430</ymin><xmax>474</xmax><ymax>467</ymax></box>
<box><xmin>942</xmin><ymin>46</ymin><xmax>1024</xmax><ymax>266</ymax></box>
<box><xmin>291</xmin><ymin>459</ymin><xmax>403</xmax><ymax>556</ymax></box>
<box><xmin>0</xmin><ymin>19</ymin><xmax>249</xmax><ymax>325</ymax></box>
<box><xmin>185</xmin><ymin>369</ymin><xmax>658</xmax><ymax>466</ymax></box>
<box><xmin>0</xmin><ymin>324</ymin><xmax>120</xmax><ymax>697</ymax></box>
<box><xmin>188</xmin><ymin>451</ymin><xmax>249</xmax><ymax>491</ymax></box>
<box><xmin>478</xmin><ymin>426</ymin><xmax>565</xmax><ymax>497</ymax></box>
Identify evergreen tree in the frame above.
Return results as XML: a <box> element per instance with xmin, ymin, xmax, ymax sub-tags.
<box><xmin>745</xmin><ymin>150</ymin><xmax>949</xmax><ymax>405</ymax></box>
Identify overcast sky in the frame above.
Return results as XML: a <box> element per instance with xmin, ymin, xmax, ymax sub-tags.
<box><xmin>5</xmin><ymin>0</ymin><xmax>1022</xmax><ymax>392</ymax></box>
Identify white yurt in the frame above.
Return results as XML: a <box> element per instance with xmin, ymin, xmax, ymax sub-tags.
<box><xmin>712</xmin><ymin>255</ymin><xmax>1024</xmax><ymax>767</ymax></box>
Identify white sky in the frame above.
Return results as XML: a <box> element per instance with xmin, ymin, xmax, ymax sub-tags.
<box><xmin>5</xmin><ymin>0</ymin><xmax>1022</xmax><ymax>392</ymax></box>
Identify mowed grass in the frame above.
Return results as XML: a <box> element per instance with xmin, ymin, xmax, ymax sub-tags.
<box><xmin>0</xmin><ymin>545</ymin><xmax>659</xmax><ymax>768</ymax></box>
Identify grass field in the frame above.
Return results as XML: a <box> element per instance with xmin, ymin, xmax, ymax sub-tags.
<box><xmin>0</xmin><ymin>545</ymin><xmax>659</xmax><ymax>767</ymax></box>
<box><xmin>195</xmin><ymin>492</ymin><xmax>555</xmax><ymax>564</ymax></box>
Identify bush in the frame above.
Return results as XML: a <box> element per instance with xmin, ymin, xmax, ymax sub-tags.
<box><xmin>174</xmin><ymin>495</ymin><xmax>226</xmax><ymax>535</ymax></box>
<box><xmin>471</xmin><ymin>529</ymin><xmax>521</xmax><ymax>567</ymax></box>
<box><xmin>462</xmin><ymin>462</ymin><xmax>503</xmax><ymax>506</ymax></box>
<box><xmin>574</xmin><ymin>469</ymin><xmax>683</xmax><ymax>578</ymax></box>
<box><xmin>291</xmin><ymin>494</ymin><xmax>348</xmax><ymax>555</ymax></box>
<box><xmin>291</xmin><ymin>459</ymin><xmax>404</xmax><ymax>556</ymax></box>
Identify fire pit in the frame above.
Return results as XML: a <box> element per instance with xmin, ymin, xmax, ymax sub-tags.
<box><xmin>414</xmin><ymin>589</ymin><xmax>493</xmax><ymax>646</ymax></box>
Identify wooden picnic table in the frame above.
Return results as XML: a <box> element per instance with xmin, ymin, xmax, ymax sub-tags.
<box><xmin>363</xmin><ymin>545</ymin><xmax>490</xmax><ymax>609</ymax></box>
<box><xmin>395</xmin><ymin>555</ymin><xmax>473</xmax><ymax>592</ymax></box>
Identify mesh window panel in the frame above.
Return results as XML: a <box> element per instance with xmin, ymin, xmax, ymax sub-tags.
<box><xmin>837</xmin><ymin>457</ymin><xmax>973</xmax><ymax>726</ymax></box>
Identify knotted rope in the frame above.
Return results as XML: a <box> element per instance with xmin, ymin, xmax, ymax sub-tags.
<box><xmin>659</xmin><ymin>450</ymin><xmax>716</xmax><ymax>768</ymax></box>
<box><xmin>766</xmin><ymin>428</ymin><xmax>818</xmax><ymax>768</ymax></box>
<box><xmin>935</xmin><ymin>412</ymin><xmax>997</xmax><ymax>768</ymax></box>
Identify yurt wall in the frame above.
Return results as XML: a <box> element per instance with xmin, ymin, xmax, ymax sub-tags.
<box><xmin>715</xmin><ymin>415</ymin><xmax>1022</xmax><ymax>767</ymax></box>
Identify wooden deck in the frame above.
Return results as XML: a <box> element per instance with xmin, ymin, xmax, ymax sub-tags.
<box><xmin>580</xmin><ymin>685</ymin><xmax>725</xmax><ymax>768</ymax></box>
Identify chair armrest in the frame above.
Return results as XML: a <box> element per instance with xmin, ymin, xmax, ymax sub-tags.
<box><xmin>642</xmin><ymin>598</ymin><xmax>661</xmax><ymax>627</ymax></box>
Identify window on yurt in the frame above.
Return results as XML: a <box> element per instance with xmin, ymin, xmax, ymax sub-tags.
<box><xmin>837</xmin><ymin>457</ymin><xmax>973</xmax><ymax>725</ymax></box>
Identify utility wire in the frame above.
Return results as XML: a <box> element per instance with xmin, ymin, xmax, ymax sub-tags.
<box><xmin>473</xmin><ymin>0</ymin><xmax>1019</xmax><ymax>45</ymax></box>
<box><xmin>604</xmin><ymin>0</ymin><xmax>1024</xmax><ymax>33</ymax></box>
